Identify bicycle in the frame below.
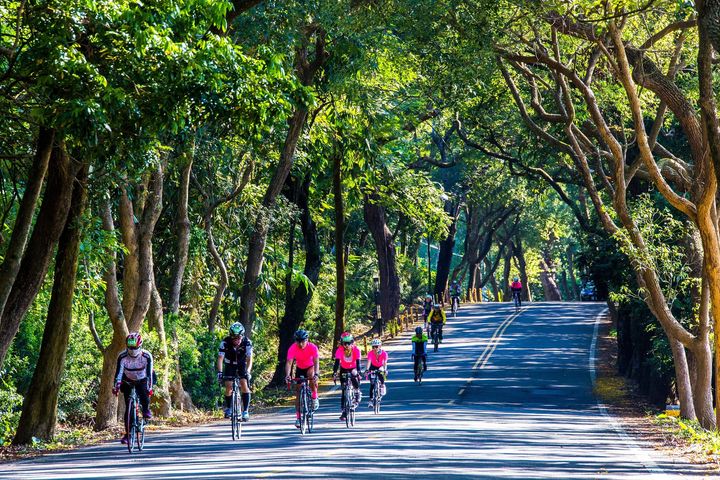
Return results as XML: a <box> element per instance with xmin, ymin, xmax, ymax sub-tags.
<box><xmin>222</xmin><ymin>374</ymin><xmax>244</xmax><ymax>440</ymax></box>
<box><xmin>291</xmin><ymin>376</ymin><xmax>314</xmax><ymax>435</ymax></box>
<box><xmin>337</xmin><ymin>372</ymin><xmax>357</xmax><ymax>428</ymax></box>
<box><xmin>512</xmin><ymin>290</ymin><xmax>521</xmax><ymax>313</ymax></box>
<box><xmin>429</xmin><ymin>323</ymin><xmax>441</xmax><ymax>352</ymax></box>
<box><xmin>123</xmin><ymin>382</ymin><xmax>146</xmax><ymax>454</ymax></box>
<box><xmin>451</xmin><ymin>296</ymin><xmax>459</xmax><ymax>317</ymax></box>
<box><xmin>413</xmin><ymin>354</ymin><xmax>425</xmax><ymax>384</ymax></box>
<box><xmin>367</xmin><ymin>370</ymin><xmax>384</xmax><ymax>414</ymax></box>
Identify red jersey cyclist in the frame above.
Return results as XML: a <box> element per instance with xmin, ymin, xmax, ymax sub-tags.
<box><xmin>285</xmin><ymin>329</ymin><xmax>320</xmax><ymax>428</ymax></box>
<box><xmin>510</xmin><ymin>277</ymin><xmax>523</xmax><ymax>306</ymax></box>
<box><xmin>364</xmin><ymin>338</ymin><xmax>388</xmax><ymax>407</ymax></box>
<box><xmin>333</xmin><ymin>332</ymin><xmax>362</xmax><ymax>421</ymax></box>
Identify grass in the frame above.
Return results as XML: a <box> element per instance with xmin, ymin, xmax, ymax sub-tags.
<box><xmin>593</xmin><ymin>376</ymin><xmax>629</xmax><ymax>404</ymax></box>
<box><xmin>654</xmin><ymin>414</ymin><xmax>720</xmax><ymax>459</ymax></box>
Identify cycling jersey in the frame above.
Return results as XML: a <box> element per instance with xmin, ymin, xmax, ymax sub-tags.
<box><xmin>114</xmin><ymin>349</ymin><xmax>153</xmax><ymax>386</ymax></box>
<box><xmin>428</xmin><ymin>309</ymin><xmax>446</xmax><ymax>324</ymax></box>
<box><xmin>367</xmin><ymin>349</ymin><xmax>388</xmax><ymax>368</ymax></box>
<box><xmin>287</xmin><ymin>342</ymin><xmax>320</xmax><ymax>369</ymax></box>
<box><xmin>411</xmin><ymin>334</ymin><xmax>428</xmax><ymax>356</ymax></box>
<box><xmin>422</xmin><ymin>299</ymin><xmax>433</xmax><ymax>314</ymax></box>
<box><xmin>450</xmin><ymin>285</ymin><xmax>461</xmax><ymax>297</ymax></box>
<box><xmin>334</xmin><ymin>345</ymin><xmax>361</xmax><ymax>371</ymax></box>
<box><xmin>510</xmin><ymin>281</ymin><xmax>522</xmax><ymax>291</ymax></box>
<box><xmin>218</xmin><ymin>336</ymin><xmax>253</xmax><ymax>365</ymax></box>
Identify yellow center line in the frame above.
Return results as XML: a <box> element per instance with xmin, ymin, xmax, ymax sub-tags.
<box><xmin>451</xmin><ymin>308</ymin><xmax>523</xmax><ymax>404</ymax></box>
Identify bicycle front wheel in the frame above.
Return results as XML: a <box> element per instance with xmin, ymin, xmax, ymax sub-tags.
<box><xmin>137</xmin><ymin>418</ymin><xmax>145</xmax><ymax>451</ymax></box>
<box><xmin>299</xmin><ymin>390</ymin><xmax>308</xmax><ymax>435</ymax></box>
<box><xmin>126</xmin><ymin>400</ymin><xmax>136</xmax><ymax>454</ymax></box>
<box><xmin>231</xmin><ymin>390</ymin><xmax>241</xmax><ymax>440</ymax></box>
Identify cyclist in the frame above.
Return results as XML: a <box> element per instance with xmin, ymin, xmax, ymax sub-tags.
<box><xmin>364</xmin><ymin>338</ymin><xmax>388</xmax><ymax>407</ymax></box>
<box><xmin>216</xmin><ymin>322</ymin><xmax>253</xmax><ymax>421</ymax></box>
<box><xmin>411</xmin><ymin>326</ymin><xmax>428</xmax><ymax>381</ymax></box>
<box><xmin>285</xmin><ymin>329</ymin><xmax>320</xmax><ymax>428</ymax></box>
<box><xmin>426</xmin><ymin>302</ymin><xmax>446</xmax><ymax>343</ymax></box>
<box><xmin>422</xmin><ymin>293</ymin><xmax>433</xmax><ymax>321</ymax></box>
<box><xmin>510</xmin><ymin>276</ymin><xmax>523</xmax><ymax>307</ymax></box>
<box><xmin>332</xmin><ymin>332</ymin><xmax>362</xmax><ymax>421</ymax></box>
<box><xmin>450</xmin><ymin>280</ymin><xmax>462</xmax><ymax>311</ymax></box>
<box><xmin>112</xmin><ymin>332</ymin><xmax>154</xmax><ymax>445</ymax></box>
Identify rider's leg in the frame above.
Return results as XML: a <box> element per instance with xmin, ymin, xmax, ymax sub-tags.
<box><xmin>439</xmin><ymin>324</ymin><xmax>443</xmax><ymax>342</ymax></box>
<box><xmin>119</xmin><ymin>382</ymin><xmax>132</xmax><ymax>434</ymax></box>
<box><xmin>422</xmin><ymin>354</ymin><xmax>427</xmax><ymax>371</ymax></box>
<box><xmin>240</xmin><ymin>378</ymin><xmax>251</xmax><ymax>413</ymax></box>
<box><xmin>136</xmin><ymin>380</ymin><xmax>151</xmax><ymax>418</ymax></box>
<box><xmin>306</xmin><ymin>366</ymin><xmax>318</xmax><ymax>399</ymax></box>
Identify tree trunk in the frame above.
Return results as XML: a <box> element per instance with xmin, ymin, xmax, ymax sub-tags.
<box><xmin>0</xmin><ymin>127</ymin><xmax>54</xmax><ymax>330</ymax></box>
<box><xmin>13</xmin><ymin>163</ymin><xmax>87</xmax><ymax>444</ymax></box>
<box><xmin>168</xmin><ymin>140</ymin><xmax>194</xmax><ymax>314</ymax></box>
<box><xmin>501</xmin><ymin>249</ymin><xmax>512</xmax><ymax>301</ymax></box>
<box><xmin>363</xmin><ymin>195</ymin><xmax>401</xmax><ymax>324</ymax></box>
<box><xmin>514</xmin><ymin>236</ymin><xmax>531</xmax><ymax>302</ymax></box>
<box><xmin>486</xmin><ymin>258</ymin><xmax>500</xmax><ymax>301</ymax></box>
<box><xmin>333</xmin><ymin>148</ymin><xmax>345</xmax><ymax>351</ymax></box>
<box><xmin>434</xmin><ymin>201</ymin><xmax>461</xmax><ymax>298</ymax></box>
<box><xmin>239</xmin><ymin>107</ymin><xmax>309</xmax><ymax>333</ymax></box>
<box><xmin>0</xmin><ymin>140</ymin><xmax>77</xmax><ymax>367</ymax></box>
<box><xmin>148</xmin><ymin>285</ymin><xmax>172</xmax><ymax>416</ymax></box>
<box><xmin>539</xmin><ymin>257</ymin><xmax>562</xmax><ymax>301</ymax></box>
<box><xmin>270</xmin><ymin>174</ymin><xmax>320</xmax><ymax>386</ymax></box>
<box><xmin>567</xmin><ymin>245</ymin><xmax>580</xmax><ymax>300</ymax></box>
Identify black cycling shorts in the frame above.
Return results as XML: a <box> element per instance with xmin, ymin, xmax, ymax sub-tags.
<box><xmin>223</xmin><ymin>363</ymin><xmax>248</xmax><ymax>379</ymax></box>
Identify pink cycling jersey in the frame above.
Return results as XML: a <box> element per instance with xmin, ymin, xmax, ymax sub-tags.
<box><xmin>287</xmin><ymin>342</ymin><xmax>319</xmax><ymax>369</ymax></box>
<box><xmin>367</xmin><ymin>349</ymin><xmax>388</xmax><ymax>368</ymax></box>
<box><xmin>334</xmin><ymin>345</ymin><xmax>361</xmax><ymax>369</ymax></box>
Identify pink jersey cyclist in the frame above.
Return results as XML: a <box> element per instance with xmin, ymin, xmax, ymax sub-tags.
<box><xmin>284</xmin><ymin>329</ymin><xmax>320</xmax><ymax>428</ymax></box>
<box><xmin>332</xmin><ymin>332</ymin><xmax>362</xmax><ymax>421</ymax></box>
<box><xmin>364</xmin><ymin>338</ymin><xmax>388</xmax><ymax>405</ymax></box>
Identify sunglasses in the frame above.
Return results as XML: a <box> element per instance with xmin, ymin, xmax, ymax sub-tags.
<box><xmin>341</xmin><ymin>342</ymin><xmax>352</xmax><ymax>346</ymax></box>
<box><xmin>127</xmin><ymin>345</ymin><xmax>140</xmax><ymax>350</ymax></box>
<box><xmin>372</xmin><ymin>345</ymin><xmax>380</xmax><ymax>348</ymax></box>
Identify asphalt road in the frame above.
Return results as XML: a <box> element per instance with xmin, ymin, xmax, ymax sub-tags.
<box><xmin>4</xmin><ymin>302</ymin><xmax>712</xmax><ymax>479</ymax></box>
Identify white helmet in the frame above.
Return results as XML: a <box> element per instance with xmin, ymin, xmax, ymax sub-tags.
<box><xmin>371</xmin><ymin>339</ymin><xmax>382</xmax><ymax>347</ymax></box>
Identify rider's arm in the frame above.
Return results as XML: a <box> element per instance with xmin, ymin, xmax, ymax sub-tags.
<box><xmin>145</xmin><ymin>351</ymin><xmax>154</xmax><ymax>388</ymax></box>
<box><xmin>245</xmin><ymin>341</ymin><xmax>253</xmax><ymax>374</ymax></box>
<box><xmin>313</xmin><ymin>354</ymin><xmax>320</xmax><ymax>378</ymax></box>
<box><xmin>285</xmin><ymin>358</ymin><xmax>294</xmax><ymax>378</ymax></box>
<box><xmin>411</xmin><ymin>341</ymin><xmax>416</xmax><ymax>355</ymax></box>
<box><xmin>216</xmin><ymin>354</ymin><xmax>224</xmax><ymax>374</ymax></box>
<box><xmin>355</xmin><ymin>358</ymin><xmax>361</xmax><ymax>372</ymax></box>
<box><xmin>114</xmin><ymin>354</ymin><xmax>124</xmax><ymax>384</ymax></box>
<box><xmin>441</xmin><ymin>310</ymin><xmax>447</xmax><ymax>324</ymax></box>
<box><xmin>332</xmin><ymin>358</ymin><xmax>340</xmax><ymax>375</ymax></box>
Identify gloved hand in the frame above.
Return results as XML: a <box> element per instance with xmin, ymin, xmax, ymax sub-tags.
<box><xmin>217</xmin><ymin>371</ymin><xmax>223</xmax><ymax>382</ymax></box>
<box><xmin>148</xmin><ymin>388</ymin><xmax>154</xmax><ymax>397</ymax></box>
<box><xmin>112</xmin><ymin>381</ymin><xmax>121</xmax><ymax>396</ymax></box>
<box><xmin>244</xmin><ymin>372</ymin><xmax>252</xmax><ymax>382</ymax></box>
<box><xmin>332</xmin><ymin>373</ymin><xmax>338</xmax><ymax>384</ymax></box>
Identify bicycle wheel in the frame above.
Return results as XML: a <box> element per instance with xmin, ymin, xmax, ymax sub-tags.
<box><xmin>126</xmin><ymin>400</ymin><xmax>136</xmax><ymax>454</ymax></box>
<box><xmin>433</xmin><ymin>331</ymin><xmax>439</xmax><ymax>352</ymax></box>
<box><xmin>231</xmin><ymin>389</ymin><xmax>240</xmax><ymax>440</ymax></box>
<box><xmin>350</xmin><ymin>404</ymin><xmax>355</xmax><ymax>427</ymax></box>
<box><xmin>299</xmin><ymin>388</ymin><xmax>308</xmax><ymax>435</ymax></box>
<box><xmin>416</xmin><ymin>362</ymin><xmax>423</xmax><ymax>384</ymax></box>
<box><xmin>344</xmin><ymin>388</ymin><xmax>351</xmax><ymax>428</ymax></box>
<box><xmin>374</xmin><ymin>385</ymin><xmax>381</xmax><ymax>414</ymax></box>
<box><xmin>136</xmin><ymin>418</ymin><xmax>145</xmax><ymax>451</ymax></box>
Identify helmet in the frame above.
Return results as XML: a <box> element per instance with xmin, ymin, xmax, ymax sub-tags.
<box><xmin>340</xmin><ymin>332</ymin><xmax>354</xmax><ymax>344</ymax></box>
<box><xmin>371</xmin><ymin>339</ymin><xmax>382</xmax><ymax>347</ymax></box>
<box><xmin>513</xmin><ymin>276</ymin><xmax>519</xmax><ymax>282</ymax></box>
<box><xmin>294</xmin><ymin>329</ymin><xmax>309</xmax><ymax>341</ymax></box>
<box><xmin>425</xmin><ymin>293</ymin><xmax>432</xmax><ymax>299</ymax></box>
<box><xmin>433</xmin><ymin>303</ymin><xmax>441</xmax><ymax>308</ymax></box>
<box><xmin>126</xmin><ymin>332</ymin><xmax>143</xmax><ymax>349</ymax></box>
<box><xmin>415</xmin><ymin>326</ymin><xmax>423</xmax><ymax>336</ymax></box>
<box><xmin>452</xmin><ymin>280</ymin><xmax>458</xmax><ymax>284</ymax></box>
<box><xmin>229</xmin><ymin>322</ymin><xmax>245</xmax><ymax>338</ymax></box>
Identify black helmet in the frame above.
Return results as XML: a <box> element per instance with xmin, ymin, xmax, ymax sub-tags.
<box><xmin>415</xmin><ymin>326</ymin><xmax>423</xmax><ymax>336</ymax></box>
<box><xmin>229</xmin><ymin>322</ymin><xmax>245</xmax><ymax>338</ymax></box>
<box><xmin>294</xmin><ymin>329</ymin><xmax>309</xmax><ymax>341</ymax></box>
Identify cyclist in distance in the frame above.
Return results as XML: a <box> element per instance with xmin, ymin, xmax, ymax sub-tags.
<box><xmin>333</xmin><ymin>332</ymin><xmax>362</xmax><ymax>421</ymax></box>
<box><xmin>426</xmin><ymin>302</ymin><xmax>446</xmax><ymax>343</ymax></box>
<box><xmin>411</xmin><ymin>326</ymin><xmax>428</xmax><ymax>381</ymax></box>
<box><xmin>112</xmin><ymin>332</ymin><xmax>154</xmax><ymax>445</ymax></box>
<box><xmin>422</xmin><ymin>293</ymin><xmax>433</xmax><ymax>321</ymax></box>
<box><xmin>364</xmin><ymin>338</ymin><xmax>388</xmax><ymax>407</ymax></box>
<box><xmin>285</xmin><ymin>329</ymin><xmax>321</xmax><ymax>428</ymax></box>
<box><xmin>510</xmin><ymin>276</ymin><xmax>523</xmax><ymax>307</ymax></box>
<box><xmin>450</xmin><ymin>280</ymin><xmax>462</xmax><ymax>311</ymax></box>
<box><xmin>217</xmin><ymin>322</ymin><xmax>253</xmax><ymax>420</ymax></box>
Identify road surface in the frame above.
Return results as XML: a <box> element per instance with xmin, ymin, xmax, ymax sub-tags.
<box><xmin>4</xmin><ymin>302</ymin><xmax>711</xmax><ymax>479</ymax></box>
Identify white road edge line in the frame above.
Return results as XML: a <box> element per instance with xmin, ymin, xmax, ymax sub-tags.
<box><xmin>590</xmin><ymin>308</ymin><xmax>668</xmax><ymax>478</ymax></box>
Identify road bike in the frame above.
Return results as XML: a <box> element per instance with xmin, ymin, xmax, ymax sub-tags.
<box><xmin>413</xmin><ymin>354</ymin><xmax>425</xmax><ymax>384</ymax></box>
<box><xmin>337</xmin><ymin>372</ymin><xmax>357</xmax><ymax>427</ymax></box>
<box><xmin>512</xmin><ymin>290</ymin><xmax>521</xmax><ymax>313</ymax></box>
<box><xmin>222</xmin><ymin>374</ymin><xmax>244</xmax><ymax>440</ymax></box>
<box><xmin>367</xmin><ymin>370</ymin><xmax>385</xmax><ymax>414</ymax></box>
<box><xmin>123</xmin><ymin>382</ymin><xmax>146</xmax><ymax>453</ymax></box>
<box><xmin>291</xmin><ymin>376</ymin><xmax>314</xmax><ymax>435</ymax></box>
<box><xmin>451</xmin><ymin>296</ymin><xmax>459</xmax><ymax>317</ymax></box>
<box><xmin>429</xmin><ymin>323</ymin><xmax>441</xmax><ymax>352</ymax></box>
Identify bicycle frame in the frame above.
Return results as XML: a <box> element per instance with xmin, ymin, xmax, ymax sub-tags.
<box><xmin>123</xmin><ymin>382</ymin><xmax>145</xmax><ymax>453</ymax></box>
<box><xmin>222</xmin><ymin>374</ymin><xmax>243</xmax><ymax>440</ymax></box>
<box><xmin>292</xmin><ymin>377</ymin><xmax>314</xmax><ymax>435</ymax></box>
